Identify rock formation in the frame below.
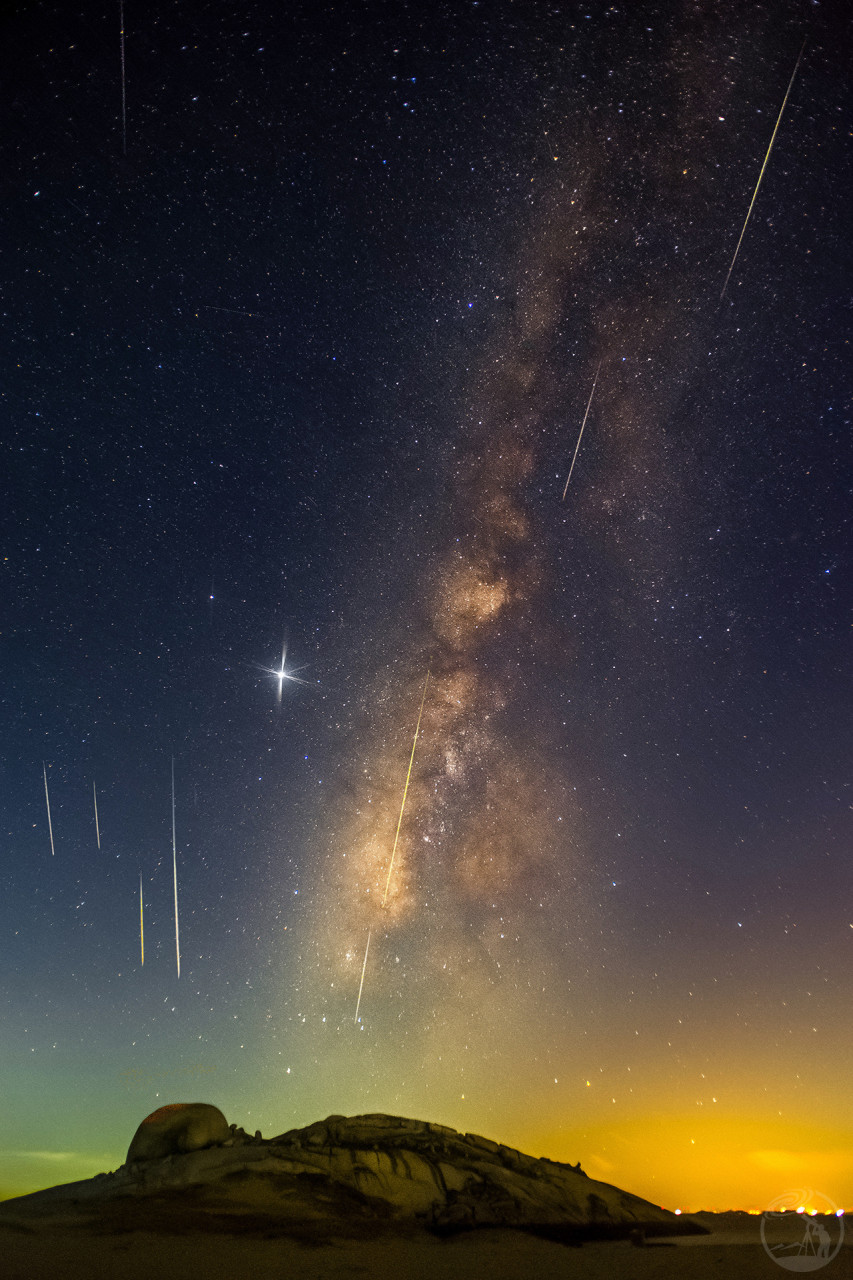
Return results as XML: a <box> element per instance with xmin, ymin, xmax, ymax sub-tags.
<box><xmin>1</xmin><ymin>1109</ymin><xmax>702</xmax><ymax>1243</ymax></box>
<box><xmin>257</xmin><ymin>1113</ymin><xmax>656</xmax><ymax>1232</ymax></box>
<box><xmin>126</xmin><ymin>1102</ymin><xmax>230</xmax><ymax>1163</ymax></box>
<box><xmin>111</xmin><ymin>1110</ymin><xmax>686</xmax><ymax>1235</ymax></box>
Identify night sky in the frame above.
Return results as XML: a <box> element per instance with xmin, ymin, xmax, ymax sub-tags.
<box><xmin>2</xmin><ymin>0</ymin><xmax>851</xmax><ymax>1212</ymax></box>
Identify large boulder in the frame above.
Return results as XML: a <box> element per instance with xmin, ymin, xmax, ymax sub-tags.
<box><xmin>126</xmin><ymin>1103</ymin><xmax>230</xmax><ymax>1163</ymax></box>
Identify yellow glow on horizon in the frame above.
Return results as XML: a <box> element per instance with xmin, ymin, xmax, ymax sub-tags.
<box><xmin>503</xmin><ymin>1111</ymin><xmax>853</xmax><ymax>1212</ymax></box>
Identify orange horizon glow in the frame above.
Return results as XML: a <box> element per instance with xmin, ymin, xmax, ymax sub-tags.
<box><xmin>2</xmin><ymin>1108</ymin><xmax>852</xmax><ymax>1213</ymax></box>
<box><xmin>496</xmin><ymin>1109</ymin><xmax>853</xmax><ymax>1215</ymax></box>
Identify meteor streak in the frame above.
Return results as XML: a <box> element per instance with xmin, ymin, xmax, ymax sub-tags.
<box><xmin>93</xmin><ymin>780</ymin><xmax>101</xmax><ymax>849</ymax></box>
<box><xmin>119</xmin><ymin>0</ymin><xmax>127</xmax><ymax>155</ymax></box>
<box><xmin>381</xmin><ymin>669</ymin><xmax>431</xmax><ymax>907</ymax></box>
<box><xmin>353</xmin><ymin>928</ymin><xmax>371</xmax><ymax>1024</ymax></box>
<box><xmin>720</xmin><ymin>39</ymin><xmax>807</xmax><ymax>301</ymax></box>
<box><xmin>43</xmin><ymin>763</ymin><xmax>55</xmax><ymax>857</ymax></box>
<box><xmin>139</xmin><ymin>873</ymin><xmax>145</xmax><ymax>966</ymax></box>
<box><xmin>353</xmin><ymin>669</ymin><xmax>431</xmax><ymax>1024</ymax></box>
<box><xmin>171</xmin><ymin>757</ymin><xmax>181</xmax><ymax>978</ymax></box>
<box><xmin>562</xmin><ymin>363</ymin><xmax>601</xmax><ymax>500</ymax></box>
<box><xmin>198</xmin><ymin>305</ymin><xmax>271</xmax><ymax>319</ymax></box>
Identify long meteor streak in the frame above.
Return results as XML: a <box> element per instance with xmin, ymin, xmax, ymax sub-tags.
<box><xmin>381</xmin><ymin>669</ymin><xmax>431</xmax><ymax>907</ymax></box>
<box><xmin>171</xmin><ymin>757</ymin><xmax>181</xmax><ymax>978</ymax></box>
<box><xmin>562</xmin><ymin>363</ymin><xmax>601</xmax><ymax>500</ymax></box>
<box><xmin>93</xmin><ymin>780</ymin><xmax>101</xmax><ymax>849</ymax></box>
<box><xmin>720</xmin><ymin>39</ymin><xmax>807</xmax><ymax>301</ymax></box>
<box><xmin>353</xmin><ymin>929</ymin><xmax>371</xmax><ymax>1024</ymax></box>
<box><xmin>43</xmin><ymin>763</ymin><xmax>55</xmax><ymax>857</ymax></box>
<box><xmin>353</xmin><ymin>670</ymin><xmax>430</xmax><ymax>1024</ymax></box>
<box><xmin>139</xmin><ymin>873</ymin><xmax>145</xmax><ymax>966</ymax></box>
<box><xmin>119</xmin><ymin>0</ymin><xmax>127</xmax><ymax>155</ymax></box>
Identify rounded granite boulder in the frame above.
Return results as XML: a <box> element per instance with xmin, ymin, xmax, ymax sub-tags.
<box><xmin>126</xmin><ymin>1103</ymin><xmax>230</xmax><ymax>1163</ymax></box>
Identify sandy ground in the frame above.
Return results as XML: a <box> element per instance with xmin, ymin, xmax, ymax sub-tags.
<box><xmin>2</xmin><ymin>1217</ymin><xmax>851</xmax><ymax>1280</ymax></box>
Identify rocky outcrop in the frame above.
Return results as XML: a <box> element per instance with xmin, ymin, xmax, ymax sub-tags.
<box><xmin>2</xmin><ymin>1110</ymin><xmax>699</xmax><ymax>1243</ymax></box>
<box><xmin>260</xmin><ymin>1113</ymin><xmax>657</xmax><ymax>1231</ymax></box>
<box><xmin>126</xmin><ymin>1103</ymin><xmax>230</xmax><ymax>1163</ymax></box>
<box><xmin>108</xmin><ymin>1110</ymin><xmax>680</xmax><ymax>1234</ymax></box>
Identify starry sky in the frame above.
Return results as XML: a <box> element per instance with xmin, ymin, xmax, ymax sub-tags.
<box><xmin>2</xmin><ymin>0</ymin><xmax>851</xmax><ymax>1213</ymax></box>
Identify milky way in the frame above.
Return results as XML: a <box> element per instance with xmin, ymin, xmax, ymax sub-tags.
<box><xmin>307</xmin><ymin>28</ymin><xmax>733</xmax><ymax>1026</ymax></box>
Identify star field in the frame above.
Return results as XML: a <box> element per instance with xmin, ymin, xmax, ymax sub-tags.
<box><xmin>1</xmin><ymin>0</ymin><xmax>851</xmax><ymax>1212</ymax></box>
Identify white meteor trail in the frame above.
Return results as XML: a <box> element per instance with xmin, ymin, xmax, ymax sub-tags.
<box><xmin>353</xmin><ymin>929</ymin><xmax>371</xmax><ymax>1025</ymax></box>
<box><xmin>381</xmin><ymin>669</ymin><xmax>431</xmax><ymax>908</ymax></box>
<box><xmin>93</xmin><ymin>780</ymin><xmax>101</xmax><ymax>849</ymax></box>
<box><xmin>720</xmin><ymin>39</ymin><xmax>807</xmax><ymax>301</ymax></box>
<box><xmin>119</xmin><ymin>0</ymin><xmax>127</xmax><ymax>154</ymax></box>
<box><xmin>43</xmin><ymin>763</ymin><xmax>55</xmax><ymax>857</ymax></box>
<box><xmin>562</xmin><ymin>363</ymin><xmax>601</xmax><ymax>500</ymax></box>
<box><xmin>171</xmin><ymin>757</ymin><xmax>181</xmax><ymax>978</ymax></box>
<box><xmin>139</xmin><ymin>873</ymin><xmax>145</xmax><ymax>966</ymax></box>
<box><xmin>353</xmin><ymin>669</ymin><xmax>431</xmax><ymax>1025</ymax></box>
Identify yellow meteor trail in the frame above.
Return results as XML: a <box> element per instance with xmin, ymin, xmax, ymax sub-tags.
<box><xmin>93</xmin><ymin>780</ymin><xmax>101</xmax><ymax>849</ymax></box>
<box><xmin>353</xmin><ymin>928</ymin><xmax>371</xmax><ymax>1024</ymax></box>
<box><xmin>381</xmin><ymin>669</ymin><xmax>431</xmax><ymax>908</ymax></box>
<box><xmin>562</xmin><ymin>363</ymin><xmax>601</xmax><ymax>500</ymax></box>
<box><xmin>139</xmin><ymin>873</ymin><xmax>145</xmax><ymax>966</ymax></box>
<box><xmin>43</xmin><ymin>762</ymin><xmax>55</xmax><ymax>857</ymax></box>
<box><xmin>720</xmin><ymin>39</ymin><xmax>807</xmax><ymax>301</ymax></box>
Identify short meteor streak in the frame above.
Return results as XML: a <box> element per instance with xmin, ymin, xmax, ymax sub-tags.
<box><xmin>171</xmin><ymin>757</ymin><xmax>181</xmax><ymax>978</ymax></box>
<box><xmin>93</xmin><ymin>780</ymin><xmax>101</xmax><ymax>849</ymax></box>
<box><xmin>381</xmin><ymin>669</ymin><xmax>431</xmax><ymax>908</ymax></box>
<box><xmin>720</xmin><ymin>39</ymin><xmax>807</xmax><ymax>301</ymax></box>
<box><xmin>562</xmin><ymin>363</ymin><xmax>601</xmax><ymax>500</ymax></box>
<box><xmin>139</xmin><ymin>873</ymin><xmax>145</xmax><ymax>966</ymax></box>
<box><xmin>43</xmin><ymin>763</ymin><xmax>56</xmax><ymax>857</ymax></box>
<box><xmin>353</xmin><ymin>928</ymin><xmax>371</xmax><ymax>1025</ymax></box>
